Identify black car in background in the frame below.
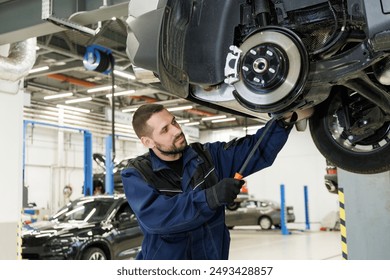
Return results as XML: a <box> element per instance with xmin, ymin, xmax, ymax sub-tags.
<box><xmin>22</xmin><ymin>195</ymin><xmax>143</xmax><ymax>260</ymax></box>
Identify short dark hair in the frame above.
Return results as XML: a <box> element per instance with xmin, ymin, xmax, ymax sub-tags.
<box><xmin>132</xmin><ymin>104</ymin><xmax>164</xmax><ymax>138</ymax></box>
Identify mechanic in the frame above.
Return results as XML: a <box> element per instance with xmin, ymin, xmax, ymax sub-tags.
<box><xmin>121</xmin><ymin>103</ymin><xmax>307</xmax><ymax>260</ymax></box>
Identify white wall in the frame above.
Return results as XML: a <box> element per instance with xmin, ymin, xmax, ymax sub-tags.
<box><xmin>0</xmin><ymin>83</ymin><xmax>24</xmax><ymax>259</ymax></box>
<box><xmin>200</xmin><ymin>126</ymin><xmax>339</xmax><ymax>228</ymax></box>
<box><xmin>25</xmin><ymin>126</ymin><xmax>84</xmax><ymax>210</ymax></box>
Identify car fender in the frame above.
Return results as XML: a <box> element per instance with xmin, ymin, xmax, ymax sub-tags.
<box><xmin>77</xmin><ymin>237</ymin><xmax>113</xmax><ymax>260</ymax></box>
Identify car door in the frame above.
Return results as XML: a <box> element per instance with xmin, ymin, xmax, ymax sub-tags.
<box><xmin>239</xmin><ymin>200</ymin><xmax>259</xmax><ymax>225</ymax></box>
<box><xmin>109</xmin><ymin>201</ymin><xmax>143</xmax><ymax>259</ymax></box>
<box><xmin>225</xmin><ymin>207</ymin><xmax>244</xmax><ymax>227</ymax></box>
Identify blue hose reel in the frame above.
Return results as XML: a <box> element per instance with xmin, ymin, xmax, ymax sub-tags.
<box><xmin>83</xmin><ymin>44</ymin><xmax>115</xmax><ymax>75</ymax></box>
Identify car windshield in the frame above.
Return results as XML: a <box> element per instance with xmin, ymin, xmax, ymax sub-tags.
<box><xmin>50</xmin><ymin>199</ymin><xmax>113</xmax><ymax>223</ymax></box>
<box><xmin>241</xmin><ymin>201</ymin><xmax>258</xmax><ymax>208</ymax></box>
<box><xmin>259</xmin><ymin>200</ymin><xmax>280</xmax><ymax>208</ymax></box>
<box><xmin>241</xmin><ymin>200</ymin><xmax>280</xmax><ymax>208</ymax></box>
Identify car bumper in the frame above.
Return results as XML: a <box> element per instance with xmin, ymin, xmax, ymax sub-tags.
<box><xmin>22</xmin><ymin>245</ymin><xmax>78</xmax><ymax>260</ymax></box>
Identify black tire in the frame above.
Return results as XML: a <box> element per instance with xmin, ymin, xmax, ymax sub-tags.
<box><xmin>309</xmin><ymin>90</ymin><xmax>390</xmax><ymax>174</ymax></box>
<box><xmin>81</xmin><ymin>247</ymin><xmax>107</xmax><ymax>260</ymax></box>
<box><xmin>258</xmin><ymin>216</ymin><xmax>272</xmax><ymax>230</ymax></box>
<box><xmin>226</xmin><ymin>202</ymin><xmax>240</xmax><ymax>211</ymax></box>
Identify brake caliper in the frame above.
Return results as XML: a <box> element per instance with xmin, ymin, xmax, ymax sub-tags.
<box><xmin>224</xmin><ymin>45</ymin><xmax>242</xmax><ymax>85</ymax></box>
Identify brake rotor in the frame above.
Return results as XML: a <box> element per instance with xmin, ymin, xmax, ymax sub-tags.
<box><xmin>233</xmin><ymin>27</ymin><xmax>309</xmax><ymax>113</ymax></box>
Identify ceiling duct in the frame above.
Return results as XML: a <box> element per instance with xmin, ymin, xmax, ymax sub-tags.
<box><xmin>0</xmin><ymin>38</ymin><xmax>36</xmax><ymax>82</ymax></box>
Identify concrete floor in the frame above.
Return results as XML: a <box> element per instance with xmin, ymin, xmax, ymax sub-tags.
<box><xmin>229</xmin><ymin>225</ymin><xmax>341</xmax><ymax>260</ymax></box>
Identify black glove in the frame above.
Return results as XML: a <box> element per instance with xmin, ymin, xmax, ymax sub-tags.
<box><xmin>277</xmin><ymin>112</ymin><xmax>298</xmax><ymax>128</ymax></box>
<box><xmin>205</xmin><ymin>178</ymin><xmax>245</xmax><ymax>210</ymax></box>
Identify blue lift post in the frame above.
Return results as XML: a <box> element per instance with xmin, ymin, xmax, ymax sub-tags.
<box><xmin>280</xmin><ymin>184</ymin><xmax>290</xmax><ymax>235</ymax></box>
<box><xmin>304</xmin><ymin>185</ymin><xmax>310</xmax><ymax>230</ymax></box>
<box><xmin>83</xmin><ymin>131</ymin><xmax>93</xmax><ymax>196</ymax></box>
<box><xmin>105</xmin><ymin>135</ymin><xmax>114</xmax><ymax>195</ymax></box>
<box><xmin>23</xmin><ymin>120</ymin><xmax>94</xmax><ymax>197</ymax></box>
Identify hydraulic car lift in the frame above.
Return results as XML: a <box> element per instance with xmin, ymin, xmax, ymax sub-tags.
<box><xmin>337</xmin><ymin>169</ymin><xmax>390</xmax><ymax>259</ymax></box>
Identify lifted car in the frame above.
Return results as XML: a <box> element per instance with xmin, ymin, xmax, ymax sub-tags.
<box><xmin>126</xmin><ymin>0</ymin><xmax>390</xmax><ymax>174</ymax></box>
<box><xmin>93</xmin><ymin>153</ymin><xmax>130</xmax><ymax>193</ymax></box>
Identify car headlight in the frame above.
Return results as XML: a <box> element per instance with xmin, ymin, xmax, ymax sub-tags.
<box><xmin>46</xmin><ymin>237</ymin><xmax>78</xmax><ymax>254</ymax></box>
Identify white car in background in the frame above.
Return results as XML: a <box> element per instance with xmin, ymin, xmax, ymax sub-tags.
<box><xmin>225</xmin><ymin>199</ymin><xmax>295</xmax><ymax>230</ymax></box>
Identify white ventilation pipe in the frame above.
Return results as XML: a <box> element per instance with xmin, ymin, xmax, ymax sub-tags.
<box><xmin>0</xmin><ymin>38</ymin><xmax>36</xmax><ymax>82</ymax></box>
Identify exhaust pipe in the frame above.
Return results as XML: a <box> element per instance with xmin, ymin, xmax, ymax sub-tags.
<box><xmin>0</xmin><ymin>38</ymin><xmax>36</xmax><ymax>82</ymax></box>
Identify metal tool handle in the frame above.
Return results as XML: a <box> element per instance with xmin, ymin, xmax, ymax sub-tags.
<box><xmin>236</xmin><ymin>117</ymin><xmax>276</xmax><ymax>177</ymax></box>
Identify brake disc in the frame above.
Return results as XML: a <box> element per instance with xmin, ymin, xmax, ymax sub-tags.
<box><xmin>225</xmin><ymin>27</ymin><xmax>309</xmax><ymax>113</ymax></box>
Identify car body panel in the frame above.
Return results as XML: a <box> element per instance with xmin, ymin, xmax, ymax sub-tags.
<box><xmin>22</xmin><ymin>195</ymin><xmax>143</xmax><ymax>260</ymax></box>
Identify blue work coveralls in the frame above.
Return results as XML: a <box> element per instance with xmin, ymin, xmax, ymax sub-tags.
<box><xmin>121</xmin><ymin>121</ymin><xmax>291</xmax><ymax>259</ymax></box>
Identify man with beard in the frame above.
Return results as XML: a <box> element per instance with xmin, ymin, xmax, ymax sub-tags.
<box><xmin>122</xmin><ymin>103</ymin><xmax>304</xmax><ymax>260</ymax></box>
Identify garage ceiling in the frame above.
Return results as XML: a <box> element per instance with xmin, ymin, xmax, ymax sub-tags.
<box><xmin>3</xmin><ymin>0</ymin><xmax>265</xmax><ymax>132</ymax></box>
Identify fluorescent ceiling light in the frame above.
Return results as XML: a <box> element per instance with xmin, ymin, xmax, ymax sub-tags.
<box><xmin>167</xmin><ymin>105</ymin><xmax>193</xmax><ymax>112</ymax></box>
<box><xmin>105</xmin><ymin>89</ymin><xmax>136</xmax><ymax>98</ymax></box>
<box><xmin>65</xmin><ymin>97</ymin><xmax>92</xmax><ymax>104</ymax></box>
<box><xmin>29</xmin><ymin>66</ymin><xmax>49</xmax><ymax>74</ymax></box>
<box><xmin>114</xmin><ymin>70</ymin><xmax>136</xmax><ymax>80</ymax></box>
<box><xmin>56</xmin><ymin>104</ymin><xmax>90</xmax><ymax>113</ymax></box>
<box><xmin>184</xmin><ymin>121</ymin><xmax>200</xmax><ymax>126</ymax></box>
<box><xmin>121</xmin><ymin>99</ymin><xmax>182</xmax><ymax>113</ymax></box>
<box><xmin>54</xmin><ymin>61</ymin><xmax>66</xmax><ymax>66</ymax></box>
<box><xmin>122</xmin><ymin>107</ymin><xmax>138</xmax><ymax>113</ymax></box>
<box><xmin>211</xmin><ymin>117</ymin><xmax>236</xmax><ymax>123</ymax></box>
<box><xmin>114</xmin><ymin>123</ymin><xmax>132</xmax><ymax>129</ymax></box>
<box><xmin>243</xmin><ymin>125</ymin><xmax>264</xmax><ymax>131</ymax></box>
<box><xmin>177</xmin><ymin>119</ymin><xmax>190</xmax><ymax>124</ymax></box>
<box><xmin>201</xmin><ymin>115</ymin><xmax>227</xmax><ymax>121</ymax></box>
<box><xmin>44</xmin><ymin>92</ymin><xmax>73</xmax><ymax>100</ymax></box>
<box><xmin>87</xmin><ymin>85</ymin><xmax>117</xmax><ymax>93</ymax></box>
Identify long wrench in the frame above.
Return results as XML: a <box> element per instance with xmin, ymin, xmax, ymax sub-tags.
<box><xmin>234</xmin><ymin>117</ymin><xmax>276</xmax><ymax>180</ymax></box>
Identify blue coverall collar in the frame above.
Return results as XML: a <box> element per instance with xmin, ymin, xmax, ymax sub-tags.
<box><xmin>148</xmin><ymin>145</ymin><xmax>200</xmax><ymax>172</ymax></box>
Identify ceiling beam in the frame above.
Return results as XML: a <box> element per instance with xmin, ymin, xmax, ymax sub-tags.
<box><xmin>0</xmin><ymin>0</ymin><xmax>129</xmax><ymax>44</ymax></box>
<box><xmin>0</xmin><ymin>0</ymin><xmax>64</xmax><ymax>44</ymax></box>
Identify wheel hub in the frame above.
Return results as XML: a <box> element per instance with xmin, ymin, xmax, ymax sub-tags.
<box><xmin>252</xmin><ymin>57</ymin><xmax>268</xmax><ymax>74</ymax></box>
<box><xmin>242</xmin><ymin>44</ymin><xmax>288</xmax><ymax>92</ymax></box>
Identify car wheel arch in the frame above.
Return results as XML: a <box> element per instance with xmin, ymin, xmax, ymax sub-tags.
<box><xmin>79</xmin><ymin>241</ymin><xmax>112</xmax><ymax>260</ymax></box>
